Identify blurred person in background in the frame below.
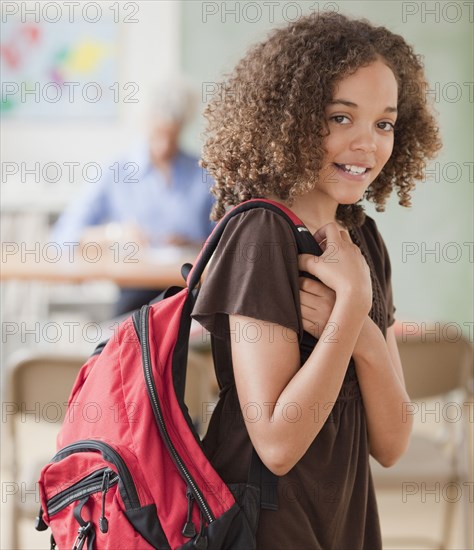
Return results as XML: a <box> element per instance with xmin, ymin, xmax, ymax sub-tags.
<box><xmin>52</xmin><ymin>77</ymin><xmax>214</xmax><ymax>315</ymax></box>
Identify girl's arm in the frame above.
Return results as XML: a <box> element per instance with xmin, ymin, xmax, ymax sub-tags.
<box><xmin>230</xmin><ymin>224</ymin><xmax>372</xmax><ymax>476</ymax></box>
<box><xmin>298</xmin><ymin>232</ymin><xmax>412</xmax><ymax>467</ymax></box>
<box><xmin>351</xmin><ymin>319</ymin><xmax>412</xmax><ymax>466</ymax></box>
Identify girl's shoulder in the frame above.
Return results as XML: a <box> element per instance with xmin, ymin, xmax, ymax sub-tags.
<box><xmin>193</xmin><ymin>206</ymin><xmax>302</xmax><ymax>337</ymax></box>
<box><xmin>213</xmin><ymin>206</ymin><xmax>299</xmax><ymax>262</ymax></box>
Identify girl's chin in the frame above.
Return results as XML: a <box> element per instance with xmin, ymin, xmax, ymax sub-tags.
<box><xmin>338</xmin><ymin>198</ymin><xmax>363</xmax><ymax>205</ymax></box>
<box><xmin>328</xmin><ymin>181</ymin><xmax>370</xmax><ymax>205</ymax></box>
<box><xmin>334</xmin><ymin>192</ymin><xmax>366</xmax><ymax>205</ymax></box>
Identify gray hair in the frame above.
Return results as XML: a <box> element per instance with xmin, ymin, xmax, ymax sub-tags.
<box><xmin>149</xmin><ymin>76</ymin><xmax>199</xmax><ymax>126</ymax></box>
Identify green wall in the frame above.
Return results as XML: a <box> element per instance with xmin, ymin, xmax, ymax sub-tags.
<box><xmin>181</xmin><ymin>1</ymin><xmax>473</xmax><ymax>338</ymax></box>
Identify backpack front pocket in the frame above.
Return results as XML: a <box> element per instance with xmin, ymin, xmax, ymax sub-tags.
<box><xmin>37</xmin><ymin>439</ymin><xmax>170</xmax><ymax>550</ymax></box>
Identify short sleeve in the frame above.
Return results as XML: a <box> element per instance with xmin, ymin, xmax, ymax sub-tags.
<box><xmin>191</xmin><ymin>208</ymin><xmax>302</xmax><ymax>339</ymax></box>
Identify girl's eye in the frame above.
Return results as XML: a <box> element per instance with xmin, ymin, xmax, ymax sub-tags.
<box><xmin>378</xmin><ymin>121</ymin><xmax>395</xmax><ymax>132</ymax></box>
<box><xmin>330</xmin><ymin>115</ymin><xmax>350</xmax><ymax>124</ymax></box>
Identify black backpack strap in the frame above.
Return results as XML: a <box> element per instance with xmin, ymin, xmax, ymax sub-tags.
<box><xmin>187</xmin><ymin>199</ymin><xmax>322</xmax><ymax>290</ymax></box>
<box><xmin>187</xmin><ymin>199</ymin><xmax>323</xmax><ymax>510</ymax></box>
<box><xmin>248</xmin><ymin>450</ymin><xmax>279</xmax><ymax>511</ymax></box>
<box><xmin>187</xmin><ymin>198</ymin><xmax>323</xmax><ymax>340</ymax></box>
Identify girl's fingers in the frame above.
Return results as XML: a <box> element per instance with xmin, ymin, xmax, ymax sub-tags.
<box><xmin>300</xmin><ymin>313</ymin><xmax>321</xmax><ymax>338</ymax></box>
<box><xmin>299</xmin><ymin>291</ymin><xmax>319</xmax><ymax>312</ymax></box>
<box><xmin>313</xmin><ymin>223</ymin><xmax>330</xmax><ymax>245</ymax></box>
<box><xmin>301</xmin><ymin>292</ymin><xmax>335</xmax><ymax>312</ymax></box>
<box><xmin>313</xmin><ymin>222</ymin><xmax>343</xmax><ymax>246</ymax></box>
<box><xmin>298</xmin><ymin>254</ymin><xmax>318</xmax><ymax>275</ymax></box>
<box><xmin>314</xmin><ymin>222</ymin><xmax>351</xmax><ymax>251</ymax></box>
<box><xmin>298</xmin><ymin>275</ymin><xmax>335</xmax><ymax>300</ymax></box>
<box><xmin>339</xmin><ymin>229</ymin><xmax>352</xmax><ymax>242</ymax></box>
<box><xmin>300</xmin><ymin>306</ymin><xmax>315</xmax><ymax>324</ymax></box>
<box><xmin>298</xmin><ymin>276</ymin><xmax>325</xmax><ymax>295</ymax></box>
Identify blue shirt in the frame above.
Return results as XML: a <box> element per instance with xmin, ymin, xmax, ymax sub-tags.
<box><xmin>52</xmin><ymin>146</ymin><xmax>215</xmax><ymax>247</ymax></box>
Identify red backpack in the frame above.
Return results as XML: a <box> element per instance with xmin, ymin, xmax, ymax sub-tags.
<box><xmin>36</xmin><ymin>199</ymin><xmax>321</xmax><ymax>549</ymax></box>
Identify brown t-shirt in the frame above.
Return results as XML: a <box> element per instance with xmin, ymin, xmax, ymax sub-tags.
<box><xmin>192</xmin><ymin>207</ymin><xmax>396</xmax><ymax>550</ymax></box>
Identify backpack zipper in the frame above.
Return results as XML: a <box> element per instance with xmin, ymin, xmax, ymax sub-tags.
<box><xmin>50</xmin><ymin>440</ymin><xmax>141</xmax><ymax>510</ymax></box>
<box><xmin>137</xmin><ymin>305</ymin><xmax>215</xmax><ymax>525</ymax></box>
<box><xmin>47</xmin><ymin>467</ymin><xmax>118</xmax><ymax>517</ymax></box>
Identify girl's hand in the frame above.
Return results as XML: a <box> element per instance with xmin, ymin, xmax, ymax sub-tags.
<box><xmin>299</xmin><ymin>276</ymin><xmax>336</xmax><ymax>339</ymax></box>
<box><xmin>298</xmin><ymin>222</ymin><xmax>372</xmax><ymax>316</ymax></box>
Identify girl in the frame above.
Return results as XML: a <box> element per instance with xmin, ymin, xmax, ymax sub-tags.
<box><xmin>192</xmin><ymin>11</ymin><xmax>441</xmax><ymax>549</ymax></box>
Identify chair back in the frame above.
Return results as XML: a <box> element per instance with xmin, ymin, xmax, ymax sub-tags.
<box><xmin>398</xmin><ymin>334</ymin><xmax>472</xmax><ymax>400</ymax></box>
<box><xmin>4</xmin><ymin>352</ymin><xmax>87</xmax><ymax>548</ymax></box>
<box><xmin>8</xmin><ymin>353</ymin><xmax>86</xmax><ymax>423</ymax></box>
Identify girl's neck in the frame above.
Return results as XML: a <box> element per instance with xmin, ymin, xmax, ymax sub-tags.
<box><xmin>268</xmin><ymin>193</ymin><xmax>340</xmax><ymax>235</ymax></box>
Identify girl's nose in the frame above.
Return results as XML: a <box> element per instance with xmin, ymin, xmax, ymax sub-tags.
<box><xmin>350</xmin><ymin>127</ymin><xmax>377</xmax><ymax>153</ymax></box>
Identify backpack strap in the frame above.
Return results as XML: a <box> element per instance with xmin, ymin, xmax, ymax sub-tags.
<box><xmin>248</xmin><ymin>450</ymin><xmax>279</xmax><ymax>511</ymax></box>
<box><xmin>187</xmin><ymin>198</ymin><xmax>322</xmax><ymax>292</ymax></box>
<box><xmin>187</xmin><ymin>199</ymin><xmax>324</xmax><ymax>511</ymax></box>
<box><xmin>187</xmin><ymin>198</ymin><xmax>323</xmax><ymax>341</ymax></box>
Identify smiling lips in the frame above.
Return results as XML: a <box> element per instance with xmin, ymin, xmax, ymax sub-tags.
<box><xmin>334</xmin><ymin>163</ymin><xmax>373</xmax><ymax>177</ymax></box>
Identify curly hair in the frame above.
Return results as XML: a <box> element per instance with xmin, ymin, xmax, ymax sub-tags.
<box><xmin>201</xmin><ymin>11</ymin><xmax>442</xmax><ymax>228</ymax></box>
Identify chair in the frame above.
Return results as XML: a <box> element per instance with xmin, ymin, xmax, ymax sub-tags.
<box><xmin>371</xmin><ymin>331</ymin><xmax>473</xmax><ymax>549</ymax></box>
<box><xmin>4</xmin><ymin>351</ymin><xmax>86</xmax><ymax>550</ymax></box>
<box><xmin>185</xmin><ymin>347</ymin><xmax>219</xmax><ymax>437</ymax></box>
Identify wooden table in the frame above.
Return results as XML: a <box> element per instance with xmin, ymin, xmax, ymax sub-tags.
<box><xmin>1</xmin><ymin>244</ymin><xmax>201</xmax><ymax>288</ymax></box>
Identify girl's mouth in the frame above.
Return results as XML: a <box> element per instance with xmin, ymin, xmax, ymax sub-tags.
<box><xmin>333</xmin><ymin>163</ymin><xmax>371</xmax><ymax>179</ymax></box>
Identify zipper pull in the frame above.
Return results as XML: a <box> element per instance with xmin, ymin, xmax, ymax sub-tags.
<box><xmin>193</xmin><ymin>510</ymin><xmax>208</xmax><ymax>550</ymax></box>
<box><xmin>35</xmin><ymin>507</ymin><xmax>48</xmax><ymax>531</ymax></box>
<box><xmin>99</xmin><ymin>470</ymin><xmax>111</xmax><ymax>534</ymax></box>
<box><xmin>182</xmin><ymin>486</ymin><xmax>197</xmax><ymax>538</ymax></box>
<box><xmin>72</xmin><ymin>522</ymin><xmax>92</xmax><ymax>550</ymax></box>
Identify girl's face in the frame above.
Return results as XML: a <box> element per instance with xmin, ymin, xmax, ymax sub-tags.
<box><xmin>317</xmin><ymin>59</ymin><xmax>398</xmax><ymax>205</ymax></box>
